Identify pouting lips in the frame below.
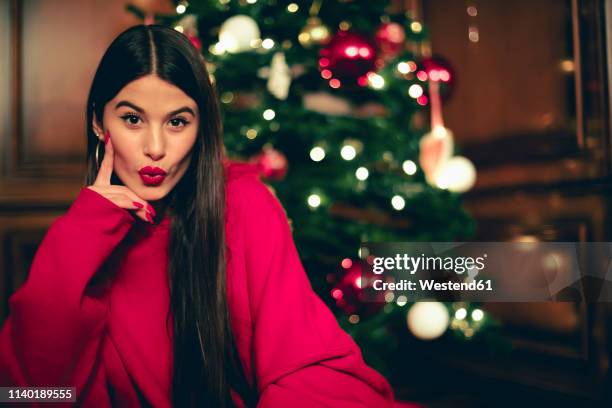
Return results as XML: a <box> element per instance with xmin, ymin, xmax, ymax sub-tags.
<box><xmin>138</xmin><ymin>166</ymin><xmax>167</xmax><ymax>176</ymax></box>
<box><xmin>139</xmin><ymin>173</ymin><xmax>166</xmax><ymax>185</ymax></box>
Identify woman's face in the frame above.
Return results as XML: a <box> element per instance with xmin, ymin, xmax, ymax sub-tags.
<box><xmin>92</xmin><ymin>74</ymin><xmax>199</xmax><ymax>203</ymax></box>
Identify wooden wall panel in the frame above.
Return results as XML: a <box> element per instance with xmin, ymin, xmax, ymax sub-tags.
<box><xmin>423</xmin><ymin>0</ymin><xmax>573</xmax><ymax>143</ymax></box>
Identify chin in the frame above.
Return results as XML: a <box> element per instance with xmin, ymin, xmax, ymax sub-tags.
<box><xmin>142</xmin><ymin>188</ymin><xmax>169</xmax><ymax>201</ymax></box>
<box><xmin>129</xmin><ymin>184</ymin><xmax>168</xmax><ymax>201</ymax></box>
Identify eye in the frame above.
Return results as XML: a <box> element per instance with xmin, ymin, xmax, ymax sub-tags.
<box><xmin>120</xmin><ymin>112</ymin><xmax>142</xmax><ymax>127</ymax></box>
<box><xmin>169</xmin><ymin>117</ymin><xmax>190</xmax><ymax>130</ymax></box>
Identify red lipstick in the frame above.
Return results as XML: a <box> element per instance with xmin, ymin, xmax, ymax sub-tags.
<box><xmin>138</xmin><ymin>166</ymin><xmax>167</xmax><ymax>186</ymax></box>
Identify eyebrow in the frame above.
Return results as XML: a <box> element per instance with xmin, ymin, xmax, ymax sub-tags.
<box><xmin>114</xmin><ymin>100</ymin><xmax>196</xmax><ymax>117</ymax></box>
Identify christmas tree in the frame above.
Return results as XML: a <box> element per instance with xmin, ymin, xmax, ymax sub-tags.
<box><xmin>128</xmin><ymin>0</ymin><xmax>485</xmax><ymax>383</ymax></box>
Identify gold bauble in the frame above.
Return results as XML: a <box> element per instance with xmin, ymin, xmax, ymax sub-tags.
<box><xmin>298</xmin><ymin>17</ymin><xmax>330</xmax><ymax>47</ymax></box>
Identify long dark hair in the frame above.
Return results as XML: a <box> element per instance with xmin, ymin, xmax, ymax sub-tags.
<box><xmin>85</xmin><ymin>24</ymin><xmax>256</xmax><ymax>407</ymax></box>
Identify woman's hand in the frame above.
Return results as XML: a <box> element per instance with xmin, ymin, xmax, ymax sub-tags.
<box><xmin>87</xmin><ymin>133</ymin><xmax>154</xmax><ymax>224</ymax></box>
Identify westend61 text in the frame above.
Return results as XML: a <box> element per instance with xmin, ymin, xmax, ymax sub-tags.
<box><xmin>372</xmin><ymin>279</ymin><xmax>493</xmax><ymax>291</ymax></box>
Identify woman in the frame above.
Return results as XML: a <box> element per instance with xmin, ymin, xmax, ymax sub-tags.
<box><xmin>0</xmin><ymin>24</ymin><xmax>398</xmax><ymax>407</ymax></box>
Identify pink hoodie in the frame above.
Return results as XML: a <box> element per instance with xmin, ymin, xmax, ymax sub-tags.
<box><xmin>0</xmin><ymin>159</ymin><xmax>420</xmax><ymax>407</ymax></box>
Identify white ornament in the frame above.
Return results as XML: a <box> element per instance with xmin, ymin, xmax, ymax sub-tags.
<box><xmin>418</xmin><ymin>126</ymin><xmax>454</xmax><ymax>186</ymax></box>
<box><xmin>406</xmin><ymin>301</ymin><xmax>449</xmax><ymax>340</ymax></box>
<box><xmin>219</xmin><ymin>15</ymin><xmax>260</xmax><ymax>53</ymax></box>
<box><xmin>434</xmin><ymin>156</ymin><xmax>477</xmax><ymax>192</ymax></box>
<box><xmin>267</xmin><ymin>52</ymin><xmax>292</xmax><ymax>100</ymax></box>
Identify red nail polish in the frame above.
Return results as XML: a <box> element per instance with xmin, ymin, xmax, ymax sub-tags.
<box><xmin>132</xmin><ymin>201</ymin><xmax>144</xmax><ymax>209</ymax></box>
<box><xmin>146</xmin><ymin>212</ymin><xmax>153</xmax><ymax>224</ymax></box>
<box><xmin>147</xmin><ymin>204</ymin><xmax>156</xmax><ymax>217</ymax></box>
<box><xmin>104</xmin><ymin>131</ymin><xmax>110</xmax><ymax>145</ymax></box>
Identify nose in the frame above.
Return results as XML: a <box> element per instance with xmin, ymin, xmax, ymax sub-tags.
<box><xmin>143</xmin><ymin>127</ymin><xmax>166</xmax><ymax>161</ymax></box>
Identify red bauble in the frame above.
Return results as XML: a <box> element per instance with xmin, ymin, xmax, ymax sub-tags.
<box><xmin>251</xmin><ymin>146</ymin><xmax>288</xmax><ymax>181</ymax></box>
<box><xmin>319</xmin><ymin>30</ymin><xmax>377</xmax><ymax>88</ymax></box>
<box><xmin>331</xmin><ymin>259</ymin><xmax>386</xmax><ymax>317</ymax></box>
<box><xmin>417</xmin><ymin>55</ymin><xmax>455</xmax><ymax>101</ymax></box>
<box><xmin>188</xmin><ymin>34</ymin><xmax>202</xmax><ymax>52</ymax></box>
<box><xmin>375</xmin><ymin>22</ymin><xmax>406</xmax><ymax>61</ymax></box>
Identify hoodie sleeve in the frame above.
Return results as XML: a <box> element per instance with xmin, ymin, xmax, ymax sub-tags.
<box><xmin>0</xmin><ymin>187</ymin><xmax>134</xmax><ymax>399</ymax></box>
<box><xmin>241</xmin><ymin>175</ymin><xmax>396</xmax><ymax>408</ymax></box>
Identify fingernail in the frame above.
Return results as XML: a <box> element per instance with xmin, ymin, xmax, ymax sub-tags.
<box><xmin>146</xmin><ymin>204</ymin><xmax>156</xmax><ymax>217</ymax></box>
<box><xmin>104</xmin><ymin>130</ymin><xmax>110</xmax><ymax>145</ymax></box>
<box><xmin>132</xmin><ymin>201</ymin><xmax>144</xmax><ymax>209</ymax></box>
<box><xmin>145</xmin><ymin>211</ymin><xmax>153</xmax><ymax>224</ymax></box>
